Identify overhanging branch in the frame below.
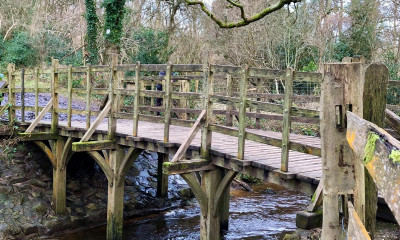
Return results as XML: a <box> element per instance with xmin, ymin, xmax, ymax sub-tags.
<box><xmin>183</xmin><ymin>0</ymin><xmax>301</xmax><ymax>28</ymax></box>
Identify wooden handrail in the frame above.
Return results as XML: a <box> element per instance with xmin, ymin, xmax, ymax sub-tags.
<box><xmin>80</xmin><ymin>101</ymin><xmax>112</xmax><ymax>142</ymax></box>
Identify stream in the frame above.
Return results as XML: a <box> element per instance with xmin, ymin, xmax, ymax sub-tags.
<box><xmin>60</xmin><ymin>183</ymin><xmax>309</xmax><ymax>240</ymax></box>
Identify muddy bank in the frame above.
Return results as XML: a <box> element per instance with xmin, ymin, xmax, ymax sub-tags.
<box><xmin>0</xmin><ymin>142</ymin><xmax>190</xmax><ymax>239</ymax></box>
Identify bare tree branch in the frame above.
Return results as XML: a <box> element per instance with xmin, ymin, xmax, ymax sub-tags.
<box><xmin>183</xmin><ymin>0</ymin><xmax>301</xmax><ymax>28</ymax></box>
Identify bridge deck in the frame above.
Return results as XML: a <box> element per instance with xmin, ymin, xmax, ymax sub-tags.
<box><xmin>33</xmin><ymin>118</ymin><xmax>322</xmax><ymax>184</ymax></box>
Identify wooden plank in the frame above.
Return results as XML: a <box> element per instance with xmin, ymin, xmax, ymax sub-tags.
<box><xmin>163</xmin><ymin>63</ymin><xmax>173</xmax><ymax>142</ymax></box>
<box><xmin>108</xmin><ymin>55</ymin><xmax>118</xmax><ymax>139</ymax></box>
<box><xmin>389</xmin><ymin>80</ymin><xmax>400</xmax><ymax>87</ymax></box>
<box><xmin>132</xmin><ymin>62</ymin><xmax>141</xmax><ymax>136</ymax></box>
<box><xmin>385</xmin><ymin>108</ymin><xmax>400</xmax><ymax>134</ymax></box>
<box><xmin>163</xmin><ymin>159</ymin><xmax>213</xmax><ymax>175</ymax></box>
<box><xmin>226</xmin><ymin>74</ymin><xmax>233</xmax><ymax>126</ymax></box>
<box><xmin>18</xmin><ymin>132</ymin><xmax>59</xmax><ymax>141</ymax></box>
<box><xmin>34</xmin><ymin>67</ymin><xmax>39</xmax><ymax>117</ymax></box>
<box><xmin>171</xmin><ymin>110</ymin><xmax>206</xmax><ymax>162</ymax></box>
<box><xmin>281</xmin><ymin>68</ymin><xmax>294</xmax><ymax>172</ymax></box>
<box><xmin>237</xmin><ymin>65</ymin><xmax>249</xmax><ymax>160</ymax></box>
<box><xmin>7</xmin><ymin>64</ymin><xmax>15</xmax><ymax>122</ymax></box>
<box><xmin>346</xmin><ymin>111</ymin><xmax>400</xmax><ymax>224</ymax></box>
<box><xmin>80</xmin><ymin>101</ymin><xmax>111</xmax><ymax>142</ymax></box>
<box><xmin>67</xmin><ymin>66</ymin><xmax>72</xmax><ymax>127</ymax></box>
<box><xmin>201</xmin><ymin>55</ymin><xmax>213</xmax><ymax>160</ymax></box>
<box><xmin>72</xmin><ymin>140</ymin><xmax>117</xmax><ymax>152</ymax></box>
<box><xmin>21</xmin><ymin>68</ymin><xmax>25</xmax><ymax>122</ymax></box>
<box><xmin>51</xmin><ymin>59</ymin><xmax>59</xmax><ymax>133</ymax></box>
<box><xmin>25</xmin><ymin>99</ymin><xmax>53</xmax><ymax>133</ymax></box>
<box><xmin>307</xmin><ymin>181</ymin><xmax>323</xmax><ymax>212</ymax></box>
<box><xmin>347</xmin><ymin>202</ymin><xmax>372</xmax><ymax>240</ymax></box>
<box><xmin>86</xmin><ymin>64</ymin><xmax>92</xmax><ymax>128</ymax></box>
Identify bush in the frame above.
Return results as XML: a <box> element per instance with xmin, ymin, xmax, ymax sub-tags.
<box><xmin>2</xmin><ymin>32</ymin><xmax>38</xmax><ymax>67</ymax></box>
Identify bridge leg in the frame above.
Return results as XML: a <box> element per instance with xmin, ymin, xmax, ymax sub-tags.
<box><xmin>107</xmin><ymin>149</ymin><xmax>124</xmax><ymax>240</ymax></box>
<box><xmin>156</xmin><ymin>153</ymin><xmax>168</xmax><ymax>198</ymax></box>
<box><xmin>52</xmin><ymin>137</ymin><xmax>73</xmax><ymax>215</ymax></box>
<box><xmin>181</xmin><ymin>167</ymin><xmax>237</xmax><ymax>240</ymax></box>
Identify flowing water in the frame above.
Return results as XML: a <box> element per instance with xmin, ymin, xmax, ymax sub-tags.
<box><xmin>60</xmin><ymin>183</ymin><xmax>310</xmax><ymax>240</ymax></box>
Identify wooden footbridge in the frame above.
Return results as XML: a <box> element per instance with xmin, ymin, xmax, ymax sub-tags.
<box><xmin>0</xmin><ymin>55</ymin><xmax>399</xmax><ymax>239</ymax></box>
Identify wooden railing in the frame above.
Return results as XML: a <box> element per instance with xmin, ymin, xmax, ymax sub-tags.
<box><xmin>1</xmin><ymin>59</ymin><xmax>399</xmax><ymax>174</ymax></box>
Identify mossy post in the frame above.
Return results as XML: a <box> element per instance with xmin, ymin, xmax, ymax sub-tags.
<box><xmin>156</xmin><ymin>152</ymin><xmax>168</xmax><ymax>198</ymax></box>
<box><xmin>225</xmin><ymin>74</ymin><xmax>233</xmax><ymax>127</ymax></box>
<box><xmin>360</xmin><ymin>63</ymin><xmax>388</xmax><ymax>238</ymax></box>
<box><xmin>281</xmin><ymin>68</ymin><xmax>294</xmax><ymax>172</ymax></box>
<box><xmin>237</xmin><ymin>65</ymin><xmax>249</xmax><ymax>160</ymax></box>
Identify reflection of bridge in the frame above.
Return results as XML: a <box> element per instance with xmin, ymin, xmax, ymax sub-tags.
<box><xmin>0</xmin><ymin>56</ymin><xmax>399</xmax><ymax>239</ymax></box>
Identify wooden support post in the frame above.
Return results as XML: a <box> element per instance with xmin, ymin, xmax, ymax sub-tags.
<box><xmin>281</xmin><ymin>68</ymin><xmax>294</xmax><ymax>172</ymax></box>
<box><xmin>132</xmin><ymin>62</ymin><xmax>141</xmax><ymax>137</ymax></box>
<box><xmin>164</xmin><ymin>63</ymin><xmax>173</xmax><ymax>142</ymax></box>
<box><xmin>321</xmin><ymin>63</ymin><xmax>358</xmax><ymax>239</ymax></box>
<box><xmin>86</xmin><ymin>64</ymin><xmax>92</xmax><ymax>128</ymax></box>
<box><xmin>255</xmin><ymin>79</ymin><xmax>262</xmax><ymax>129</ymax></box>
<box><xmin>52</xmin><ymin>137</ymin><xmax>73</xmax><ymax>215</ymax></box>
<box><xmin>108</xmin><ymin>55</ymin><xmax>118</xmax><ymax>139</ymax></box>
<box><xmin>106</xmin><ymin>148</ymin><xmax>124</xmax><ymax>240</ymax></box>
<box><xmin>237</xmin><ymin>65</ymin><xmax>249</xmax><ymax>160</ymax></box>
<box><xmin>35</xmin><ymin>67</ymin><xmax>39</xmax><ymax>117</ymax></box>
<box><xmin>21</xmin><ymin>68</ymin><xmax>25</xmax><ymax>122</ymax></box>
<box><xmin>219</xmin><ymin>169</ymin><xmax>230</xmax><ymax>232</ymax></box>
<box><xmin>225</xmin><ymin>74</ymin><xmax>233</xmax><ymax>127</ymax></box>
<box><xmin>156</xmin><ymin>152</ymin><xmax>168</xmax><ymax>198</ymax></box>
<box><xmin>151</xmin><ymin>81</ymin><xmax>155</xmax><ymax>115</ymax></box>
<box><xmin>201</xmin><ymin>57</ymin><xmax>213</xmax><ymax>160</ymax></box>
<box><xmin>360</xmin><ymin>64</ymin><xmax>388</xmax><ymax>238</ymax></box>
<box><xmin>7</xmin><ymin>64</ymin><xmax>15</xmax><ymax>122</ymax></box>
<box><xmin>67</xmin><ymin>66</ymin><xmax>72</xmax><ymax>127</ymax></box>
<box><xmin>51</xmin><ymin>59</ymin><xmax>59</xmax><ymax>133</ymax></box>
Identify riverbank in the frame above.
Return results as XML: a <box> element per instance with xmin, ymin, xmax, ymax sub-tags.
<box><xmin>0</xmin><ymin>142</ymin><xmax>191</xmax><ymax>239</ymax></box>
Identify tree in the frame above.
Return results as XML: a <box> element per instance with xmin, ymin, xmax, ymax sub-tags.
<box><xmin>103</xmin><ymin>0</ymin><xmax>126</xmax><ymax>62</ymax></box>
<box><xmin>85</xmin><ymin>0</ymin><xmax>99</xmax><ymax>65</ymax></box>
<box><xmin>183</xmin><ymin>0</ymin><xmax>301</xmax><ymax>28</ymax></box>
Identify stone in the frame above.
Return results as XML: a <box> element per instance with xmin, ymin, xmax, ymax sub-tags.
<box><xmin>30</xmin><ymin>190</ymin><xmax>42</xmax><ymax>198</ymax></box>
<box><xmin>296</xmin><ymin>211</ymin><xmax>322</xmax><ymax>230</ymax></box>
<box><xmin>67</xmin><ymin>181</ymin><xmax>81</xmax><ymax>192</ymax></box>
<box><xmin>85</xmin><ymin>203</ymin><xmax>96</xmax><ymax>211</ymax></box>
<box><xmin>32</xmin><ymin>201</ymin><xmax>48</xmax><ymax>215</ymax></box>
<box><xmin>30</xmin><ymin>179</ymin><xmax>47</xmax><ymax>189</ymax></box>
<box><xmin>283</xmin><ymin>233</ymin><xmax>301</xmax><ymax>240</ymax></box>
<box><xmin>13</xmin><ymin>182</ymin><xmax>31</xmax><ymax>192</ymax></box>
<box><xmin>10</xmin><ymin>177</ymin><xmax>27</xmax><ymax>185</ymax></box>
<box><xmin>21</xmin><ymin>224</ymin><xmax>38</xmax><ymax>235</ymax></box>
<box><xmin>82</xmin><ymin>188</ymin><xmax>96</xmax><ymax>199</ymax></box>
<box><xmin>0</xmin><ymin>186</ymin><xmax>12</xmax><ymax>194</ymax></box>
<box><xmin>178</xmin><ymin>188</ymin><xmax>194</xmax><ymax>199</ymax></box>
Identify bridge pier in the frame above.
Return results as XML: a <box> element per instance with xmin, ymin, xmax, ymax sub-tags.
<box><xmin>157</xmin><ymin>153</ymin><xmax>169</xmax><ymax>198</ymax></box>
<box><xmin>106</xmin><ymin>148</ymin><xmax>125</xmax><ymax>240</ymax></box>
<box><xmin>180</xmin><ymin>167</ymin><xmax>237</xmax><ymax>240</ymax></box>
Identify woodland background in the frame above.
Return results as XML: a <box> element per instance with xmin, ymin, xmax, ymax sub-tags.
<box><xmin>0</xmin><ymin>0</ymin><xmax>399</xmax><ymax>103</ymax></box>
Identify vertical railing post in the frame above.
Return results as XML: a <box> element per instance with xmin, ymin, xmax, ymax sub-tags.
<box><xmin>237</xmin><ymin>65</ymin><xmax>249</xmax><ymax>160</ymax></box>
<box><xmin>163</xmin><ymin>62</ymin><xmax>172</xmax><ymax>142</ymax></box>
<box><xmin>86</xmin><ymin>64</ymin><xmax>92</xmax><ymax>128</ymax></box>
<box><xmin>108</xmin><ymin>54</ymin><xmax>118</xmax><ymax>139</ymax></box>
<box><xmin>281</xmin><ymin>68</ymin><xmax>294</xmax><ymax>172</ymax></box>
<box><xmin>21</xmin><ymin>68</ymin><xmax>25</xmax><ymax>122</ymax></box>
<box><xmin>201</xmin><ymin>57</ymin><xmax>213</xmax><ymax>159</ymax></box>
<box><xmin>34</xmin><ymin>67</ymin><xmax>39</xmax><ymax>117</ymax></box>
<box><xmin>132</xmin><ymin>62</ymin><xmax>141</xmax><ymax>137</ymax></box>
<box><xmin>255</xmin><ymin>79</ymin><xmax>262</xmax><ymax>129</ymax></box>
<box><xmin>51</xmin><ymin>59</ymin><xmax>59</xmax><ymax>133</ymax></box>
<box><xmin>225</xmin><ymin>74</ymin><xmax>233</xmax><ymax>127</ymax></box>
<box><xmin>67</xmin><ymin>66</ymin><xmax>72</xmax><ymax>127</ymax></box>
<box><xmin>7</xmin><ymin>64</ymin><xmax>15</xmax><ymax>123</ymax></box>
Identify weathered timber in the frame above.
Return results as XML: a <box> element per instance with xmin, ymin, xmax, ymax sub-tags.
<box><xmin>389</xmin><ymin>80</ymin><xmax>400</xmax><ymax>87</ymax></box>
<box><xmin>51</xmin><ymin>59</ymin><xmax>59</xmax><ymax>133</ymax></box>
<box><xmin>226</xmin><ymin>74</ymin><xmax>233</xmax><ymax>126</ymax></box>
<box><xmin>346</xmin><ymin>111</ymin><xmax>400</xmax><ymax>224</ymax></box>
<box><xmin>281</xmin><ymin>68</ymin><xmax>294</xmax><ymax>172</ymax></box>
<box><xmin>347</xmin><ymin>202</ymin><xmax>372</xmax><ymax>240</ymax></box>
<box><xmin>0</xmin><ymin>103</ymin><xmax>9</xmax><ymax>117</ymax></box>
<box><xmin>21</xmin><ymin>68</ymin><xmax>25</xmax><ymax>122</ymax></box>
<box><xmin>80</xmin><ymin>101</ymin><xmax>112</xmax><ymax>142</ymax></box>
<box><xmin>25</xmin><ymin>99</ymin><xmax>53</xmax><ymax>133</ymax></box>
<box><xmin>385</xmin><ymin>109</ymin><xmax>400</xmax><ymax>134</ymax></box>
<box><xmin>163</xmin><ymin>159</ymin><xmax>213</xmax><ymax>175</ymax></box>
<box><xmin>157</xmin><ymin>153</ymin><xmax>169</xmax><ymax>198</ymax></box>
<box><xmin>7</xmin><ymin>64</ymin><xmax>15</xmax><ymax>122</ymax></box>
<box><xmin>86</xmin><ymin>64</ymin><xmax>92</xmax><ymax>128</ymax></box>
<box><xmin>237</xmin><ymin>65</ymin><xmax>249</xmax><ymax>160</ymax></box>
<box><xmin>108</xmin><ymin>55</ymin><xmax>118</xmax><ymax>139</ymax></box>
<box><xmin>307</xmin><ymin>181</ymin><xmax>323</xmax><ymax>212</ymax></box>
<box><xmin>362</xmin><ymin>63</ymin><xmax>389</xmax><ymax>237</ymax></box>
<box><xmin>132</xmin><ymin>62</ymin><xmax>141</xmax><ymax>136</ymax></box>
<box><xmin>18</xmin><ymin>132</ymin><xmax>59</xmax><ymax>141</ymax></box>
<box><xmin>171</xmin><ymin>110</ymin><xmax>206</xmax><ymax>162</ymax></box>
<box><xmin>72</xmin><ymin>140</ymin><xmax>117</xmax><ymax>152</ymax></box>
<box><xmin>201</xmin><ymin>56</ymin><xmax>213</xmax><ymax>160</ymax></box>
<box><xmin>87</xmin><ymin>151</ymin><xmax>113</xmax><ymax>183</ymax></box>
<box><xmin>164</xmin><ymin>63</ymin><xmax>173</xmax><ymax>142</ymax></box>
<box><xmin>320</xmin><ymin>63</ymin><xmax>358</xmax><ymax>240</ymax></box>
<box><xmin>116</xmin><ymin>147</ymin><xmax>143</xmax><ymax>186</ymax></box>
<box><xmin>33</xmin><ymin>141</ymin><xmax>56</xmax><ymax>168</ymax></box>
<box><xmin>67</xmin><ymin>66</ymin><xmax>72</xmax><ymax>127</ymax></box>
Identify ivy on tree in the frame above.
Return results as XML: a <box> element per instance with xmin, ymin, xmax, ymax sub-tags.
<box><xmin>103</xmin><ymin>0</ymin><xmax>126</xmax><ymax>52</ymax></box>
<box><xmin>85</xmin><ymin>0</ymin><xmax>99</xmax><ymax>64</ymax></box>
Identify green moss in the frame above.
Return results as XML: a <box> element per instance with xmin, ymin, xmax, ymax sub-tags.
<box><xmin>363</xmin><ymin>133</ymin><xmax>380</xmax><ymax>164</ymax></box>
<box><xmin>311</xmin><ymin>191</ymin><xmax>316</xmax><ymax>203</ymax></box>
<box><xmin>389</xmin><ymin>150</ymin><xmax>400</xmax><ymax>164</ymax></box>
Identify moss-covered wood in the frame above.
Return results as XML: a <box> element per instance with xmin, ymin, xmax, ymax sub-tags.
<box><xmin>72</xmin><ymin>140</ymin><xmax>117</xmax><ymax>152</ymax></box>
<box><xmin>163</xmin><ymin>159</ymin><xmax>212</xmax><ymax>175</ymax></box>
